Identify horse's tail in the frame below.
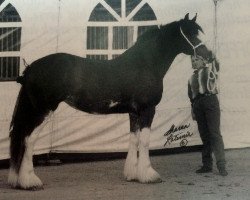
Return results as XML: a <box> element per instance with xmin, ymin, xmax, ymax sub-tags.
<box><xmin>9</xmin><ymin>87</ymin><xmax>29</xmax><ymax>172</ymax></box>
<box><xmin>15</xmin><ymin>59</ymin><xmax>31</xmax><ymax>85</ymax></box>
<box><xmin>9</xmin><ymin>84</ymin><xmax>49</xmax><ymax>173</ymax></box>
<box><xmin>16</xmin><ymin>76</ymin><xmax>25</xmax><ymax>85</ymax></box>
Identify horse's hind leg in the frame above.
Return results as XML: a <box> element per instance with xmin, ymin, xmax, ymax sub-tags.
<box><xmin>8</xmin><ymin>88</ymin><xmax>50</xmax><ymax>190</ymax></box>
<box><xmin>17</xmin><ymin>132</ymin><xmax>46</xmax><ymax>190</ymax></box>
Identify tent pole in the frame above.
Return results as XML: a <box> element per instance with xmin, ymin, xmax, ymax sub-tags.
<box><xmin>213</xmin><ymin>0</ymin><xmax>218</xmax><ymax>57</ymax></box>
<box><xmin>213</xmin><ymin>0</ymin><xmax>220</xmax><ymax>101</ymax></box>
<box><xmin>56</xmin><ymin>0</ymin><xmax>61</xmax><ymax>53</ymax></box>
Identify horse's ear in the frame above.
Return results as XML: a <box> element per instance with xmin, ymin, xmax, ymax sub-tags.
<box><xmin>192</xmin><ymin>13</ymin><xmax>197</xmax><ymax>22</ymax></box>
<box><xmin>198</xmin><ymin>25</ymin><xmax>204</xmax><ymax>34</ymax></box>
<box><xmin>184</xmin><ymin>13</ymin><xmax>189</xmax><ymax>21</ymax></box>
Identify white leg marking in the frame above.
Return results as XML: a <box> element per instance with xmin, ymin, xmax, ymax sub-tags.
<box><xmin>18</xmin><ymin>135</ymin><xmax>43</xmax><ymax>190</ymax></box>
<box><xmin>109</xmin><ymin>101</ymin><xmax>119</xmax><ymax>108</ymax></box>
<box><xmin>137</xmin><ymin>128</ymin><xmax>161</xmax><ymax>183</ymax></box>
<box><xmin>124</xmin><ymin>133</ymin><xmax>139</xmax><ymax>181</ymax></box>
<box><xmin>8</xmin><ymin>167</ymin><xmax>18</xmax><ymax>188</ymax></box>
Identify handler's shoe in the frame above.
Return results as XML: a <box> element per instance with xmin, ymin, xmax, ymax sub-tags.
<box><xmin>218</xmin><ymin>168</ymin><xmax>228</xmax><ymax>176</ymax></box>
<box><xmin>196</xmin><ymin>166</ymin><xmax>212</xmax><ymax>173</ymax></box>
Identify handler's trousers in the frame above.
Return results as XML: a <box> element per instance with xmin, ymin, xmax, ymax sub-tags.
<box><xmin>193</xmin><ymin>94</ymin><xmax>226</xmax><ymax>169</ymax></box>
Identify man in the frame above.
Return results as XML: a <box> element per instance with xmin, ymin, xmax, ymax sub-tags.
<box><xmin>188</xmin><ymin>55</ymin><xmax>228</xmax><ymax>176</ymax></box>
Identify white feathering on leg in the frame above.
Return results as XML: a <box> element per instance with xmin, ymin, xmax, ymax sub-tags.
<box><xmin>124</xmin><ymin>133</ymin><xmax>139</xmax><ymax>181</ymax></box>
<box><xmin>8</xmin><ymin>167</ymin><xmax>18</xmax><ymax>188</ymax></box>
<box><xmin>137</xmin><ymin>128</ymin><xmax>161</xmax><ymax>183</ymax></box>
<box><xmin>17</xmin><ymin>135</ymin><xmax>43</xmax><ymax>190</ymax></box>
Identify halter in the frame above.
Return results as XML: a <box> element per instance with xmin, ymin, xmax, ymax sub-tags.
<box><xmin>180</xmin><ymin>26</ymin><xmax>204</xmax><ymax>58</ymax></box>
<box><xmin>181</xmin><ymin>26</ymin><xmax>219</xmax><ymax>93</ymax></box>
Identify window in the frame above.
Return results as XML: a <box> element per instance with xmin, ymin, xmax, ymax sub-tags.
<box><xmin>112</xmin><ymin>26</ymin><xmax>134</xmax><ymax>49</ymax></box>
<box><xmin>87</xmin><ymin>27</ymin><xmax>108</xmax><ymax>49</ymax></box>
<box><xmin>86</xmin><ymin>0</ymin><xmax>157</xmax><ymax>60</ymax></box>
<box><xmin>0</xmin><ymin>1</ymin><xmax>21</xmax><ymax>81</ymax></box>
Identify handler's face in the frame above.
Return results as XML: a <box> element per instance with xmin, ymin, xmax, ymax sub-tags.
<box><xmin>191</xmin><ymin>56</ymin><xmax>206</xmax><ymax>70</ymax></box>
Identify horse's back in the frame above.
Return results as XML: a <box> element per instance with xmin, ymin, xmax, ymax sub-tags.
<box><xmin>28</xmin><ymin>53</ymin><xmax>89</xmax><ymax>74</ymax></box>
<box><xmin>26</xmin><ymin>53</ymin><xmax>105</xmax><ymax>86</ymax></box>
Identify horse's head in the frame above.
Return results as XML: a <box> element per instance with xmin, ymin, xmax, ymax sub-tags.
<box><xmin>179</xmin><ymin>13</ymin><xmax>213</xmax><ymax>62</ymax></box>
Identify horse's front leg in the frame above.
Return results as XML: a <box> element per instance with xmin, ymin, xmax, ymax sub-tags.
<box><xmin>124</xmin><ymin>113</ymin><xmax>140</xmax><ymax>181</ymax></box>
<box><xmin>124</xmin><ymin>108</ymin><xmax>161</xmax><ymax>183</ymax></box>
<box><xmin>137</xmin><ymin>107</ymin><xmax>161</xmax><ymax>183</ymax></box>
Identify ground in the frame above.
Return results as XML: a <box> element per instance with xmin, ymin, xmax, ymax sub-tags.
<box><xmin>0</xmin><ymin>148</ymin><xmax>250</xmax><ymax>200</ymax></box>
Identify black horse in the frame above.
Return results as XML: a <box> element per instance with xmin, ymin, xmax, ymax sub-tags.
<box><xmin>8</xmin><ymin>14</ymin><xmax>212</xmax><ymax>190</ymax></box>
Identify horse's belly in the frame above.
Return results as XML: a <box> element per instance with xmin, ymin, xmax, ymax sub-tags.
<box><xmin>65</xmin><ymin>96</ymin><xmax>132</xmax><ymax>114</ymax></box>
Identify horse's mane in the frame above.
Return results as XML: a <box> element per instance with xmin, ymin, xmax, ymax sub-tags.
<box><xmin>136</xmin><ymin>26</ymin><xmax>161</xmax><ymax>44</ymax></box>
<box><xmin>135</xmin><ymin>21</ymin><xmax>180</xmax><ymax>46</ymax></box>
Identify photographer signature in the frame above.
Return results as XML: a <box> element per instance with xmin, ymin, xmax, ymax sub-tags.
<box><xmin>164</xmin><ymin>124</ymin><xmax>193</xmax><ymax>146</ymax></box>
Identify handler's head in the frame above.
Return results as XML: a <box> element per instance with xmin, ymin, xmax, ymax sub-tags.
<box><xmin>191</xmin><ymin>55</ymin><xmax>207</xmax><ymax>70</ymax></box>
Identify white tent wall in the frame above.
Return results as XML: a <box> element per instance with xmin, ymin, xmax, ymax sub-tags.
<box><xmin>0</xmin><ymin>0</ymin><xmax>249</xmax><ymax>160</ymax></box>
<box><xmin>218</xmin><ymin>2</ymin><xmax>250</xmax><ymax>148</ymax></box>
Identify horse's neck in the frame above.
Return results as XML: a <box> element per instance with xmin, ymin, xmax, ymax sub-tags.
<box><xmin>114</xmin><ymin>25</ymin><xmax>180</xmax><ymax>79</ymax></box>
<box><xmin>157</xmin><ymin>52</ymin><xmax>178</xmax><ymax>79</ymax></box>
<box><xmin>115</xmin><ymin>46</ymin><xmax>178</xmax><ymax>80</ymax></box>
<box><xmin>158</xmin><ymin>26</ymin><xmax>181</xmax><ymax>77</ymax></box>
<box><xmin>141</xmin><ymin>40</ymin><xmax>179</xmax><ymax>79</ymax></box>
<box><xmin>141</xmin><ymin>27</ymin><xmax>180</xmax><ymax>78</ymax></box>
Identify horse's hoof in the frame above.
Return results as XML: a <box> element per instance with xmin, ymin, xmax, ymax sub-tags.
<box><xmin>137</xmin><ymin>167</ymin><xmax>162</xmax><ymax>184</ymax></box>
<box><xmin>21</xmin><ymin>184</ymin><xmax>44</xmax><ymax>191</ymax></box>
<box><xmin>124</xmin><ymin>166</ymin><xmax>138</xmax><ymax>182</ymax></box>
<box><xmin>124</xmin><ymin>172</ymin><xmax>138</xmax><ymax>182</ymax></box>
<box><xmin>15</xmin><ymin>184</ymin><xmax>44</xmax><ymax>191</ymax></box>
<box><xmin>151</xmin><ymin>177</ymin><xmax>163</xmax><ymax>184</ymax></box>
<box><xmin>16</xmin><ymin>173</ymin><xmax>44</xmax><ymax>190</ymax></box>
<box><xmin>8</xmin><ymin>168</ymin><xmax>18</xmax><ymax>188</ymax></box>
<box><xmin>125</xmin><ymin>177</ymin><xmax>138</xmax><ymax>182</ymax></box>
<box><xmin>29</xmin><ymin>185</ymin><xmax>44</xmax><ymax>191</ymax></box>
<box><xmin>141</xmin><ymin>177</ymin><xmax>162</xmax><ymax>184</ymax></box>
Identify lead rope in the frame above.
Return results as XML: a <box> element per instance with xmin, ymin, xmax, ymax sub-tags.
<box><xmin>206</xmin><ymin>61</ymin><xmax>218</xmax><ymax>92</ymax></box>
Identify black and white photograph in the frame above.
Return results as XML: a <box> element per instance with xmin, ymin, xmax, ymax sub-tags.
<box><xmin>0</xmin><ymin>0</ymin><xmax>249</xmax><ymax>199</ymax></box>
